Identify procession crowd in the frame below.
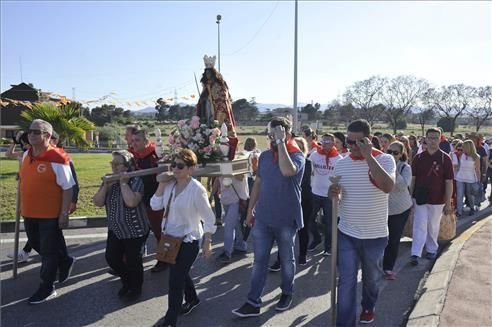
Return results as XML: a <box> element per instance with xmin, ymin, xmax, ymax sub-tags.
<box><xmin>7</xmin><ymin>117</ymin><xmax>492</xmax><ymax>327</ymax></box>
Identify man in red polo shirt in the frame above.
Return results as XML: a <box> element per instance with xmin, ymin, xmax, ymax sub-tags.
<box><xmin>410</xmin><ymin>127</ymin><xmax>454</xmax><ymax>266</ymax></box>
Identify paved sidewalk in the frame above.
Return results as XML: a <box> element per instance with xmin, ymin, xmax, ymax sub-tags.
<box><xmin>408</xmin><ymin>215</ymin><xmax>492</xmax><ymax>326</ymax></box>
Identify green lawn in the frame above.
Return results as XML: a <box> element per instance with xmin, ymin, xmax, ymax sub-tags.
<box><xmin>0</xmin><ymin>153</ymin><xmax>110</xmax><ymax>221</ymax></box>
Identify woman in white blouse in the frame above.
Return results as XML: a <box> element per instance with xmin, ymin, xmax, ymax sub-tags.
<box><xmin>382</xmin><ymin>141</ymin><xmax>413</xmax><ymax>280</ymax></box>
<box><xmin>453</xmin><ymin>139</ymin><xmax>481</xmax><ymax>217</ymax></box>
<box><xmin>151</xmin><ymin>149</ymin><xmax>216</xmax><ymax>327</ymax></box>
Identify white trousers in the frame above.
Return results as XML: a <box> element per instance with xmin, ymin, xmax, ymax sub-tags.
<box><xmin>411</xmin><ymin>203</ymin><xmax>445</xmax><ymax>257</ymax></box>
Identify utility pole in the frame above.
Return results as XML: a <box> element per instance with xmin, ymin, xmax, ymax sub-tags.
<box><xmin>293</xmin><ymin>0</ymin><xmax>298</xmax><ymax>134</ymax></box>
<box><xmin>217</xmin><ymin>14</ymin><xmax>222</xmax><ymax>72</ymax></box>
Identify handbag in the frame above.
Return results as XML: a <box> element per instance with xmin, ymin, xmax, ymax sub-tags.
<box><xmin>156</xmin><ymin>184</ymin><xmax>183</xmax><ymax>265</ymax></box>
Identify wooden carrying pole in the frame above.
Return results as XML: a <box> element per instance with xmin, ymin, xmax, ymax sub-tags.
<box><xmin>329</xmin><ymin>176</ymin><xmax>341</xmax><ymax>326</ymax></box>
<box><xmin>12</xmin><ymin>165</ymin><xmax>21</xmax><ymax>278</ymax></box>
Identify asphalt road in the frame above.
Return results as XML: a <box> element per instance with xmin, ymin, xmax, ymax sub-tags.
<box><xmin>1</xmin><ymin>204</ymin><xmax>489</xmax><ymax>327</ymax></box>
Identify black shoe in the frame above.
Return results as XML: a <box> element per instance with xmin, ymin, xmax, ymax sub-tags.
<box><xmin>275</xmin><ymin>294</ymin><xmax>292</xmax><ymax>311</ymax></box>
<box><xmin>232</xmin><ymin>302</ymin><xmax>260</xmax><ymax>317</ymax></box>
<box><xmin>217</xmin><ymin>252</ymin><xmax>232</xmax><ymax>264</ymax></box>
<box><xmin>308</xmin><ymin>240</ymin><xmax>322</xmax><ymax>252</ymax></box>
<box><xmin>298</xmin><ymin>255</ymin><xmax>307</xmax><ymax>266</ymax></box>
<box><xmin>28</xmin><ymin>285</ymin><xmax>57</xmax><ymax>305</ymax></box>
<box><xmin>151</xmin><ymin>261</ymin><xmax>168</xmax><ymax>273</ymax></box>
<box><xmin>410</xmin><ymin>255</ymin><xmax>419</xmax><ymax>266</ymax></box>
<box><xmin>269</xmin><ymin>260</ymin><xmax>281</xmax><ymax>272</ymax></box>
<box><xmin>58</xmin><ymin>256</ymin><xmax>76</xmax><ymax>283</ymax></box>
<box><xmin>118</xmin><ymin>285</ymin><xmax>129</xmax><ymax>297</ymax></box>
<box><xmin>123</xmin><ymin>289</ymin><xmax>142</xmax><ymax>302</ymax></box>
<box><xmin>425</xmin><ymin>252</ymin><xmax>437</xmax><ymax>260</ymax></box>
<box><xmin>108</xmin><ymin>269</ymin><xmax>120</xmax><ymax>277</ymax></box>
<box><xmin>323</xmin><ymin>249</ymin><xmax>332</xmax><ymax>256</ymax></box>
<box><xmin>181</xmin><ymin>298</ymin><xmax>200</xmax><ymax>315</ymax></box>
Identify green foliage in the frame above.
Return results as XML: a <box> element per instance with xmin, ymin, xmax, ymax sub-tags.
<box><xmin>437</xmin><ymin>117</ymin><xmax>456</xmax><ymax>133</ymax></box>
<box><xmin>96</xmin><ymin>125</ymin><xmax>120</xmax><ymax>142</ymax></box>
<box><xmin>89</xmin><ymin>104</ymin><xmax>134</xmax><ymax>126</ymax></box>
<box><xmin>232</xmin><ymin>98</ymin><xmax>259</xmax><ymax>121</ymax></box>
<box><xmin>20</xmin><ymin>102</ymin><xmax>95</xmax><ymax>147</ymax></box>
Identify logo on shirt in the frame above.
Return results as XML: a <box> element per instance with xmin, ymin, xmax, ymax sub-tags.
<box><xmin>37</xmin><ymin>164</ymin><xmax>47</xmax><ymax>173</ymax></box>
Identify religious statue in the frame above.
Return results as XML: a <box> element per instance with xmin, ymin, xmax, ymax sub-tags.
<box><xmin>196</xmin><ymin>55</ymin><xmax>238</xmax><ymax>160</ymax></box>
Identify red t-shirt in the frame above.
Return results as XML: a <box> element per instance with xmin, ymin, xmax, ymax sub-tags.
<box><xmin>412</xmin><ymin>150</ymin><xmax>454</xmax><ymax>204</ymax></box>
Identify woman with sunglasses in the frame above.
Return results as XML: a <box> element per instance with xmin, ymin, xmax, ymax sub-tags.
<box><xmin>151</xmin><ymin>149</ymin><xmax>216</xmax><ymax>327</ymax></box>
<box><xmin>453</xmin><ymin>140</ymin><xmax>481</xmax><ymax>217</ymax></box>
<box><xmin>382</xmin><ymin>141</ymin><xmax>413</xmax><ymax>280</ymax></box>
<box><xmin>93</xmin><ymin>150</ymin><xmax>149</xmax><ymax>301</ymax></box>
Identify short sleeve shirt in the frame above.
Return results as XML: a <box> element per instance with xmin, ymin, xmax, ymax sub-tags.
<box><xmin>254</xmin><ymin>150</ymin><xmax>305</xmax><ymax>229</ymax></box>
<box><xmin>412</xmin><ymin>150</ymin><xmax>454</xmax><ymax>205</ymax></box>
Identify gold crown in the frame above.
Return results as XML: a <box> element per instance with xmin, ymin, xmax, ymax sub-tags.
<box><xmin>203</xmin><ymin>55</ymin><xmax>216</xmax><ymax>69</ymax></box>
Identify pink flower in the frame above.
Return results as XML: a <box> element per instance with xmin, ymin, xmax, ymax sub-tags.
<box><xmin>190</xmin><ymin>120</ymin><xmax>200</xmax><ymax>129</ymax></box>
<box><xmin>191</xmin><ymin>116</ymin><xmax>200</xmax><ymax>122</ymax></box>
<box><xmin>168</xmin><ymin>134</ymin><xmax>175</xmax><ymax>145</ymax></box>
<box><xmin>203</xmin><ymin>145</ymin><xmax>212</xmax><ymax>154</ymax></box>
<box><xmin>211</xmin><ymin>128</ymin><xmax>221</xmax><ymax>137</ymax></box>
<box><xmin>177</xmin><ymin>120</ymin><xmax>186</xmax><ymax>128</ymax></box>
<box><xmin>209</xmin><ymin>135</ymin><xmax>217</xmax><ymax>144</ymax></box>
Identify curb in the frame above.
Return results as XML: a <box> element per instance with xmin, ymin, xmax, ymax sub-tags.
<box><xmin>406</xmin><ymin>208</ymin><xmax>492</xmax><ymax>327</ymax></box>
<box><xmin>0</xmin><ymin>216</ymin><xmax>108</xmax><ymax>233</ymax></box>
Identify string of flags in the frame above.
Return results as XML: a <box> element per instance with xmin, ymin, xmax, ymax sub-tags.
<box><xmin>78</xmin><ymin>94</ymin><xmax>197</xmax><ymax>108</ymax></box>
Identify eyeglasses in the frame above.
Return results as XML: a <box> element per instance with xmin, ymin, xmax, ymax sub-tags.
<box><xmin>386</xmin><ymin>150</ymin><xmax>401</xmax><ymax>156</ymax></box>
<box><xmin>171</xmin><ymin>162</ymin><xmax>187</xmax><ymax>170</ymax></box>
<box><xmin>28</xmin><ymin>129</ymin><xmax>46</xmax><ymax>135</ymax></box>
<box><xmin>321</xmin><ymin>140</ymin><xmax>333</xmax><ymax>145</ymax></box>
<box><xmin>346</xmin><ymin>139</ymin><xmax>361</xmax><ymax>146</ymax></box>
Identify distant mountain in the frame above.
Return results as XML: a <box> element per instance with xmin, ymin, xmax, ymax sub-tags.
<box><xmin>133</xmin><ymin>106</ymin><xmax>156</xmax><ymax>115</ymax></box>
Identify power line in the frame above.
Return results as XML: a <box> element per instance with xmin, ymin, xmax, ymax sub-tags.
<box><xmin>223</xmin><ymin>1</ymin><xmax>279</xmax><ymax>56</ymax></box>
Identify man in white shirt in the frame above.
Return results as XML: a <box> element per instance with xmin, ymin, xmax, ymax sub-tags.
<box><xmin>329</xmin><ymin>119</ymin><xmax>395</xmax><ymax>326</ymax></box>
<box><xmin>307</xmin><ymin>133</ymin><xmax>342</xmax><ymax>255</ymax></box>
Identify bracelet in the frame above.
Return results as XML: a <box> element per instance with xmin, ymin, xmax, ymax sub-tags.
<box><xmin>276</xmin><ymin>138</ymin><xmax>285</xmax><ymax>145</ymax></box>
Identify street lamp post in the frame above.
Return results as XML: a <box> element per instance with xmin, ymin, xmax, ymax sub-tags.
<box><xmin>216</xmin><ymin>14</ymin><xmax>222</xmax><ymax>72</ymax></box>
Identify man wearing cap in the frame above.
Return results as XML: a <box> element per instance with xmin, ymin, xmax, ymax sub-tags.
<box><xmin>19</xmin><ymin>119</ymin><xmax>76</xmax><ymax>304</ymax></box>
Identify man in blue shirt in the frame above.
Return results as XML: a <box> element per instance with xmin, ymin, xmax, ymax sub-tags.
<box><xmin>232</xmin><ymin>117</ymin><xmax>305</xmax><ymax>317</ymax></box>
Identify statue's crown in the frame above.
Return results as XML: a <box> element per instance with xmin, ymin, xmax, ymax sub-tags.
<box><xmin>203</xmin><ymin>55</ymin><xmax>216</xmax><ymax>69</ymax></box>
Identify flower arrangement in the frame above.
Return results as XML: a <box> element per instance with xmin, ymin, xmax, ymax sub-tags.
<box><xmin>167</xmin><ymin>116</ymin><xmax>224</xmax><ymax>163</ymax></box>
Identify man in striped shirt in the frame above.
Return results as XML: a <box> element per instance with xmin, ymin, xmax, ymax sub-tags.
<box><xmin>330</xmin><ymin>119</ymin><xmax>396</xmax><ymax>325</ymax></box>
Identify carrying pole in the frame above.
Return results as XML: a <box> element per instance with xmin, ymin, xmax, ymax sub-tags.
<box><xmin>329</xmin><ymin>176</ymin><xmax>341</xmax><ymax>326</ymax></box>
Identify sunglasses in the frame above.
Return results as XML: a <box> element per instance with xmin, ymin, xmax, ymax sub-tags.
<box><xmin>321</xmin><ymin>140</ymin><xmax>333</xmax><ymax>145</ymax></box>
<box><xmin>386</xmin><ymin>150</ymin><xmax>401</xmax><ymax>155</ymax></box>
<box><xmin>347</xmin><ymin>139</ymin><xmax>363</xmax><ymax>146</ymax></box>
<box><xmin>28</xmin><ymin>129</ymin><xmax>46</xmax><ymax>135</ymax></box>
<box><xmin>171</xmin><ymin>162</ymin><xmax>187</xmax><ymax>170</ymax></box>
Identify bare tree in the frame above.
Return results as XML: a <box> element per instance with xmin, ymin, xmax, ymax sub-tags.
<box><xmin>468</xmin><ymin>86</ymin><xmax>492</xmax><ymax>132</ymax></box>
<box><xmin>343</xmin><ymin>76</ymin><xmax>386</xmax><ymax>126</ymax></box>
<box><xmin>415</xmin><ymin>108</ymin><xmax>436</xmax><ymax>136</ymax></box>
<box><xmin>380</xmin><ymin>75</ymin><xmax>429</xmax><ymax>134</ymax></box>
<box><xmin>423</xmin><ymin>84</ymin><xmax>475</xmax><ymax>136</ymax></box>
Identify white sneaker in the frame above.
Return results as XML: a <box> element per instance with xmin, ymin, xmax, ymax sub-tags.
<box><xmin>7</xmin><ymin>250</ymin><xmax>30</xmax><ymax>263</ymax></box>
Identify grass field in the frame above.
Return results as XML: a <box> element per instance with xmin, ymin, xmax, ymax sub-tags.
<box><xmin>1</xmin><ymin>122</ymin><xmax>490</xmax><ymax>221</ymax></box>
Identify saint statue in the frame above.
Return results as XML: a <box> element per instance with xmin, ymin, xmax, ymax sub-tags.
<box><xmin>196</xmin><ymin>55</ymin><xmax>238</xmax><ymax>159</ymax></box>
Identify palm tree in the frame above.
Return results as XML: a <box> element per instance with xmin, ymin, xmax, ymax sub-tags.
<box><xmin>20</xmin><ymin>102</ymin><xmax>95</xmax><ymax>147</ymax></box>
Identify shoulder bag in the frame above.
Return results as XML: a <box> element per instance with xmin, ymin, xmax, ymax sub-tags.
<box><xmin>156</xmin><ymin>184</ymin><xmax>184</xmax><ymax>264</ymax></box>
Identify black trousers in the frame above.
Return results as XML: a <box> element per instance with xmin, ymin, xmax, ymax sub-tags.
<box><xmin>383</xmin><ymin>208</ymin><xmax>412</xmax><ymax>271</ymax></box>
<box><xmin>298</xmin><ymin>196</ymin><xmax>313</xmax><ymax>257</ymax></box>
<box><xmin>24</xmin><ymin>218</ymin><xmax>70</xmax><ymax>288</ymax></box>
<box><xmin>105</xmin><ymin>230</ymin><xmax>147</xmax><ymax>291</ymax></box>
<box><xmin>163</xmin><ymin>241</ymin><xmax>199</xmax><ymax>326</ymax></box>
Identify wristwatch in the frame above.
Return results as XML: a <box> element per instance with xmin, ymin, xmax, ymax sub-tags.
<box><xmin>276</xmin><ymin>138</ymin><xmax>285</xmax><ymax>145</ymax></box>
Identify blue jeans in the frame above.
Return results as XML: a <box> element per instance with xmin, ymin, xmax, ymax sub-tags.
<box><xmin>309</xmin><ymin>194</ymin><xmax>333</xmax><ymax>251</ymax></box>
<box><xmin>247</xmin><ymin>220</ymin><xmax>297</xmax><ymax>307</ymax></box>
<box><xmin>456</xmin><ymin>181</ymin><xmax>475</xmax><ymax>215</ymax></box>
<box><xmin>223</xmin><ymin>203</ymin><xmax>247</xmax><ymax>257</ymax></box>
<box><xmin>336</xmin><ymin>230</ymin><xmax>388</xmax><ymax>327</ymax></box>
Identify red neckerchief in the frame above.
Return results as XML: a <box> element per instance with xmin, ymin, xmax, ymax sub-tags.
<box><xmin>132</xmin><ymin>143</ymin><xmax>157</xmax><ymax>159</ymax></box>
<box><xmin>341</xmin><ymin>148</ymin><xmax>348</xmax><ymax>154</ymax></box>
<box><xmin>349</xmin><ymin>148</ymin><xmax>383</xmax><ymax>161</ymax></box>
<box><xmin>317</xmin><ymin>147</ymin><xmax>340</xmax><ymax>167</ymax></box>
<box><xmin>28</xmin><ymin>145</ymin><xmax>70</xmax><ymax>164</ymax></box>
<box><xmin>440</xmin><ymin>135</ymin><xmax>447</xmax><ymax>143</ymax></box>
<box><xmin>272</xmin><ymin>137</ymin><xmax>302</xmax><ymax>162</ymax></box>
<box><xmin>311</xmin><ymin>141</ymin><xmax>321</xmax><ymax>151</ymax></box>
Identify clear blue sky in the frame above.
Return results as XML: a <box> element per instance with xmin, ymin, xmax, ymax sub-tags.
<box><xmin>1</xmin><ymin>1</ymin><xmax>491</xmax><ymax>109</ymax></box>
